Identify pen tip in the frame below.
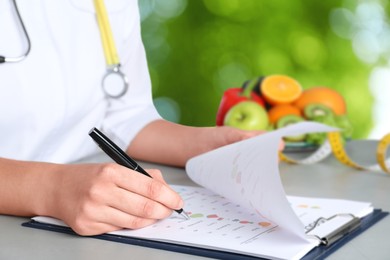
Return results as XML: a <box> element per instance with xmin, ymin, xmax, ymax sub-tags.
<box><xmin>181</xmin><ymin>211</ymin><xmax>191</xmax><ymax>220</ymax></box>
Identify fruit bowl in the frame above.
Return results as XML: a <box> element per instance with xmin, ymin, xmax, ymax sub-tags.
<box><xmin>216</xmin><ymin>74</ymin><xmax>353</xmax><ymax>148</ymax></box>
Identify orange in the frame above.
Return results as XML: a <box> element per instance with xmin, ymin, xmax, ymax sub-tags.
<box><xmin>261</xmin><ymin>75</ymin><xmax>302</xmax><ymax>105</ymax></box>
<box><xmin>267</xmin><ymin>104</ymin><xmax>302</xmax><ymax>124</ymax></box>
<box><xmin>293</xmin><ymin>86</ymin><xmax>347</xmax><ymax>115</ymax></box>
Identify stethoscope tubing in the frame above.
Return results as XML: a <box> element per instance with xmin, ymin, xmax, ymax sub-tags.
<box><xmin>0</xmin><ymin>0</ymin><xmax>31</xmax><ymax>63</ymax></box>
<box><xmin>1</xmin><ymin>0</ymin><xmax>128</xmax><ymax>99</ymax></box>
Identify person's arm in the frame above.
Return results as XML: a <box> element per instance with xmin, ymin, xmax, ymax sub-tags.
<box><xmin>127</xmin><ymin>119</ymin><xmax>264</xmax><ymax>167</ymax></box>
<box><xmin>0</xmin><ymin>157</ymin><xmax>183</xmax><ymax>236</ymax></box>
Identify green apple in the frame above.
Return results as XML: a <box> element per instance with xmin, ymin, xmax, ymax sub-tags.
<box><xmin>223</xmin><ymin>101</ymin><xmax>269</xmax><ymax>130</ymax></box>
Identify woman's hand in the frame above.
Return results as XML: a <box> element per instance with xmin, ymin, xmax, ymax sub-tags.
<box><xmin>46</xmin><ymin>163</ymin><xmax>184</xmax><ymax>236</ymax></box>
<box><xmin>51</xmin><ymin>164</ymin><xmax>183</xmax><ymax>235</ymax></box>
<box><xmin>208</xmin><ymin>125</ymin><xmax>285</xmax><ymax>152</ymax></box>
<box><xmin>28</xmin><ymin>163</ymin><xmax>183</xmax><ymax>235</ymax></box>
<box><xmin>0</xmin><ymin>158</ymin><xmax>183</xmax><ymax>236</ymax></box>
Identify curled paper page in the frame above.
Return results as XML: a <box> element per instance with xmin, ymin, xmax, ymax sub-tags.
<box><xmin>186</xmin><ymin>122</ymin><xmax>339</xmax><ymax>239</ymax></box>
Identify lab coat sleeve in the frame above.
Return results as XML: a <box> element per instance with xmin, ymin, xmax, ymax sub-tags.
<box><xmin>101</xmin><ymin>1</ymin><xmax>162</xmax><ymax>150</ymax></box>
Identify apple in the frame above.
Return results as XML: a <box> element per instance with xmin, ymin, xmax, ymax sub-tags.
<box><xmin>223</xmin><ymin>101</ymin><xmax>269</xmax><ymax>130</ymax></box>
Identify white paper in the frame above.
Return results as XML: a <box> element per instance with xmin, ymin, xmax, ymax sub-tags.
<box><xmin>32</xmin><ymin>184</ymin><xmax>372</xmax><ymax>260</ymax></box>
<box><xmin>185</xmin><ymin>121</ymin><xmax>338</xmax><ymax>239</ymax></box>
<box><xmin>33</xmin><ymin>185</ymin><xmax>318</xmax><ymax>260</ymax></box>
<box><xmin>32</xmin><ymin>122</ymin><xmax>374</xmax><ymax>260</ymax></box>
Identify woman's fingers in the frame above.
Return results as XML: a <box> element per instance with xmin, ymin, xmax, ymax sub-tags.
<box><xmin>105</xmin><ymin>183</ymin><xmax>174</xmax><ymax>220</ymax></box>
<box><xmin>147</xmin><ymin>168</ymin><xmax>168</xmax><ymax>184</ymax></box>
<box><xmin>70</xmin><ymin>204</ymin><xmax>157</xmax><ymax>235</ymax></box>
<box><xmin>54</xmin><ymin>163</ymin><xmax>184</xmax><ymax>236</ymax></box>
<box><xmin>113</xmin><ymin>166</ymin><xmax>184</xmax><ymax>212</ymax></box>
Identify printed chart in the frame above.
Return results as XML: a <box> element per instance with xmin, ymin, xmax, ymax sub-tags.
<box><xmin>144</xmin><ymin>186</ymin><xmax>277</xmax><ymax>244</ymax></box>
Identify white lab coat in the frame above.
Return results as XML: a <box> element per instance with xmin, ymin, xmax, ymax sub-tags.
<box><xmin>0</xmin><ymin>0</ymin><xmax>161</xmax><ymax>163</ymax></box>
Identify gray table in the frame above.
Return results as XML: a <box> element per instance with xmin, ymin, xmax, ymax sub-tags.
<box><xmin>1</xmin><ymin>141</ymin><xmax>389</xmax><ymax>259</ymax></box>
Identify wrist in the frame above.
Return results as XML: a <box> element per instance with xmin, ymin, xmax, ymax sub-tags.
<box><xmin>0</xmin><ymin>158</ymin><xmax>63</xmax><ymax>217</ymax></box>
<box><xmin>27</xmin><ymin>162</ymin><xmax>64</xmax><ymax>217</ymax></box>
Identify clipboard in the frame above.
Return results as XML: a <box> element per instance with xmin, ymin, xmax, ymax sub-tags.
<box><xmin>22</xmin><ymin>209</ymin><xmax>388</xmax><ymax>260</ymax></box>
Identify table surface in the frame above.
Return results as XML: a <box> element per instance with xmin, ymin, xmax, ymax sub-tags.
<box><xmin>1</xmin><ymin>140</ymin><xmax>389</xmax><ymax>260</ymax></box>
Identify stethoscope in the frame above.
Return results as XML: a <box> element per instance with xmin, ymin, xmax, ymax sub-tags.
<box><xmin>0</xmin><ymin>0</ymin><xmax>129</xmax><ymax>99</ymax></box>
<box><xmin>0</xmin><ymin>0</ymin><xmax>31</xmax><ymax>63</ymax></box>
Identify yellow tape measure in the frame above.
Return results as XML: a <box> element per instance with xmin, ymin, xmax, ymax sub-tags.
<box><xmin>280</xmin><ymin>132</ymin><xmax>390</xmax><ymax>174</ymax></box>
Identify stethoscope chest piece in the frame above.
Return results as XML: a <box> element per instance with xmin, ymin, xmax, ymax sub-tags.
<box><xmin>94</xmin><ymin>0</ymin><xmax>129</xmax><ymax>99</ymax></box>
<box><xmin>102</xmin><ymin>65</ymin><xmax>129</xmax><ymax>98</ymax></box>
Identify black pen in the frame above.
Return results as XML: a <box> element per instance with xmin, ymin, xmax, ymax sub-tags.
<box><xmin>88</xmin><ymin>127</ymin><xmax>190</xmax><ymax>220</ymax></box>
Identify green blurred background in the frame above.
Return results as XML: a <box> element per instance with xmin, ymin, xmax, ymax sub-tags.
<box><xmin>139</xmin><ymin>0</ymin><xmax>390</xmax><ymax>139</ymax></box>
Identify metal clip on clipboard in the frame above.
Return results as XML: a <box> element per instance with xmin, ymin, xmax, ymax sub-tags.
<box><xmin>305</xmin><ymin>214</ymin><xmax>361</xmax><ymax>246</ymax></box>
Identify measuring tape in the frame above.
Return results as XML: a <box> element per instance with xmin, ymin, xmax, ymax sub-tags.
<box><xmin>280</xmin><ymin>132</ymin><xmax>390</xmax><ymax>175</ymax></box>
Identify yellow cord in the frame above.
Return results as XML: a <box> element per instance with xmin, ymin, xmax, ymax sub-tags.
<box><xmin>93</xmin><ymin>0</ymin><xmax>120</xmax><ymax>66</ymax></box>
